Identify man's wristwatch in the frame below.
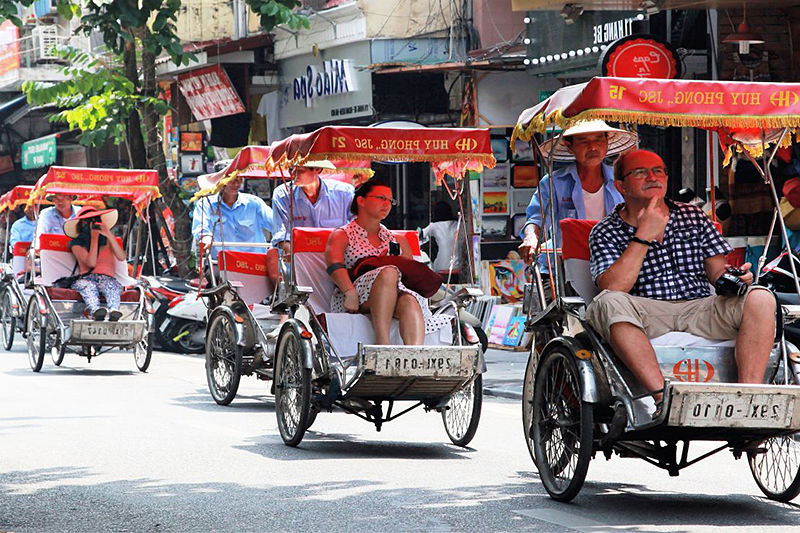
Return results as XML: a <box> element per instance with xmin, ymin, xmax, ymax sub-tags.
<box><xmin>631</xmin><ymin>236</ymin><xmax>654</xmax><ymax>247</ymax></box>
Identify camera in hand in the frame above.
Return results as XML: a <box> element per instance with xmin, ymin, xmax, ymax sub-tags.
<box><xmin>714</xmin><ymin>266</ymin><xmax>747</xmax><ymax>296</ymax></box>
<box><xmin>388</xmin><ymin>241</ymin><xmax>400</xmax><ymax>256</ymax></box>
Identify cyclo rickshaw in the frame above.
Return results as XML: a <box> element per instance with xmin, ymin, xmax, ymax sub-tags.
<box><xmin>25</xmin><ymin>166</ymin><xmax>160</xmax><ymax>373</ymax></box>
<box><xmin>0</xmin><ymin>185</ymin><xmax>38</xmax><ymax>351</ymax></box>
<box><xmin>514</xmin><ymin>77</ymin><xmax>800</xmax><ymax>502</ymax></box>
<box><xmin>199</xmin><ymin>126</ymin><xmax>494</xmax><ymax>447</ymax></box>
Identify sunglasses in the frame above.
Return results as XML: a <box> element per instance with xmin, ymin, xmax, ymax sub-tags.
<box><xmin>623</xmin><ymin>166</ymin><xmax>668</xmax><ymax>179</ymax></box>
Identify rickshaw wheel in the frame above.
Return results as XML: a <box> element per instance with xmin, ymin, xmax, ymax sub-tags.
<box><xmin>205</xmin><ymin>313</ymin><xmax>242</xmax><ymax>405</ymax></box>
<box><xmin>532</xmin><ymin>347</ymin><xmax>593</xmax><ymax>502</ymax></box>
<box><xmin>50</xmin><ymin>335</ymin><xmax>65</xmax><ymax>366</ymax></box>
<box><xmin>442</xmin><ymin>374</ymin><xmax>483</xmax><ymax>447</ymax></box>
<box><xmin>522</xmin><ymin>348</ymin><xmax>538</xmax><ymax>462</ymax></box>
<box><xmin>275</xmin><ymin>327</ymin><xmax>311</xmax><ymax>447</ymax></box>
<box><xmin>26</xmin><ymin>297</ymin><xmax>46</xmax><ymax>372</ymax></box>
<box><xmin>1</xmin><ymin>288</ymin><xmax>16</xmax><ymax>351</ymax></box>
<box><xmin>135</xmin><ymin>332</ymin><xmax>153</xmax><ymax>372</ymax></box>
<box><xmin>748</xmin><ymin>433</ymin><xmax>800</xmax><ymax>502</ymax></box>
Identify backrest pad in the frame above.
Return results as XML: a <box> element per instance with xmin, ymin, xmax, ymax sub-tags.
<box><xmin>217</xmin><ymin>250</ymin><xmax>270</xmax><ymax>306</ymax></box>
<box><xmin>38</xmin><ymin>234</ymin><xmax>133</xmax><ymax>287</ymax></box>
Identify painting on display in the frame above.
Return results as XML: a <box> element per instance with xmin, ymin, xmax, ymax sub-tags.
<box><xmin>482</xmin><ymin>190</ymin><xmax>508</xmax><ymax>215</ymax></box>
<box><xmin>512</xmin><ymin>164</ymin><xmax>539</xmax><ymax>188</ymax></box>
<box><xmin>503</xmin><ymin>317</ymin><xmax>526</xmax><ymax>347</ymax></box>
<box><xmin>485</xmin><ymin>304</ymin><xmax>514</xmax><ymax>345</ymax></box>
<box><xmin>481</xmin><ymin>215</ymin><xmax>507</xmax><ymax>239</ymax></box>
<box><xmin>483</xmin><ymin>259</ymin><xmax>530</xmax><ymax>303</ymax></box>
<box><xmin>513</xmin><ymin>139</ymin><xmax>534</xmax><ymax>161</ymax></box>
<box><xmin>482</xmin><ymin>163</ymin><xmax>509</xmax><ymax>188</ymax></box>
<box><xmin>512</xmin><ymin>188</ymin><xmax>533</xmax><ymax>214</ymax></box>
<box><xmin>491</xmin><ymin>138</ymin><xmax>509</xmax><ymax>162</ymax></box>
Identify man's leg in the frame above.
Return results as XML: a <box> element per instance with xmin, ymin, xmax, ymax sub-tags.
<box><xmin>735</xmin><ymin>289</ymin><xmax>775</xmax><ymax>383</ymax></box>
<box><xmin>609</xmin><ymin>323</ymin><xmax>665</xmax><ymax>399</ymax></box>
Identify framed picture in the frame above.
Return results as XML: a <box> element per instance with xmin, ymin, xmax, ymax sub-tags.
<box><xmin>481</xmin><ymin>215</ymin><xmax>508</xmax><ymax>239</ymax></box>
<box><xmin>482</xmin><ymin>163</ymin><xmax>509</xmax><ymax>188</ymax></box>
<box><xmin>180</xmin><ymin>153</ymin><xmax>204</xmax><ymax>175</ymax></box>
<box><xmin>482</xmin><ymin>190</ymin><xmax>508</xmax><ymax>215</ymax></box>
<box><xmin>512</xmin><ymin>139</ymin><xmax>533</xmax><ymax>161</ymax></box>
<box><xmin>491</xmin><ymin>138</ymin><xmax>509</xmax><ymax>162</ymax></box>
<box><xmin>512</xmin><ymin>188</ymin><xmax>533</xmax><ymax>214</ymax></box>
<box><xmin>180</xmin><ymin>131</ymin><xmax>203</xmax><ymax>152</ymax></box>
<box><xmin>512</xmin><ymin>164</ymin><xmax>539</xmax><ymax>188</ymax></box>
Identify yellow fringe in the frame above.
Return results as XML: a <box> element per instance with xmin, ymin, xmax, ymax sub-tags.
<box><xmin>29</xmin><ymin>182</ymin><xmax>161</xmax><ymax>204</ymax></box>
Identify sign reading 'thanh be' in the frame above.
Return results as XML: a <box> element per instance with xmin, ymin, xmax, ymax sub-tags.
<box><xmin>21</xmin><ymin>134</ymin><xmax>56</xmax><ymax>170</ymax></box>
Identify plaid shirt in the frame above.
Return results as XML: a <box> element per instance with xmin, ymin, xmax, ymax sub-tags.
<box><xmin>589</xmin><ymin>200</ymin><xmax>732</xmax><ymax>300</ymax></box>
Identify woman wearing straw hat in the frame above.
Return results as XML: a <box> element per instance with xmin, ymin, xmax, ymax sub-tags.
<box><xmin>518</xmin><ymin>120</ymin><xmax>637</xmax><ymax>278</ymax></box>
<box><xmin>64</xmin><ymin>206</ymin><xmax>126</xmax><ymax>321</ymax></box>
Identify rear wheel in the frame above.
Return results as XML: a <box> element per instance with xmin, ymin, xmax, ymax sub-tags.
<box><xmin>748</xmin><ymin>434</ymin><xmax>800</xmax><ymax>502</ymax></box>
<box><xmin>135</xmin><ymin>331</ymin><xmax>153</xmax><ymax>372</ymax></box>
<box><xmin>442</xmin><ymin>374</ymin><xmax>482</xmax><ymax>447</ymax></box>
<box><xmin>275</xmin><ymin>327</ymin><xmax>311</xmax><ymax>447</ymax></box>
<box><xmin>26</xmin><ymin>297</ymin><xmax>46</xmax><ymax>372</ymax></box>
<box><xmin>532</xmin><ymin>348</ymin><xmax>593</xmax><ymax>502</ymax></box>
<box><xmin>0</xmin><ymin>288</ymin><xmax>16</xmax><ymax>351</ymax></box>
<box><xmin>171</xmin><ymin>319</ymin><xmax>205</xmax><ymax>354</ymax></box>
<box><xmin>205</xmin><ymin>313</ymin><xmax>242</xmax><ymax>405</ymax></box>
<box><xmin>522</xmin><ymin>347</ymin><xmax>538</xmax><ymax>462</ymax></box>
<box><xmin>50</xmin><ymin>335</ymin><xmax>65</xmax><ymax>366</ymax></box>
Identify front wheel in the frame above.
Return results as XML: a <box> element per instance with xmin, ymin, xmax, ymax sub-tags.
<box><xmin>532</xmin><ymin>348</ymin><xmax>594</xmax><ymax>502</ymax></box>
<box><xmin>26</xmin><ymin>297</ymin><xmax>46</xmax><ymax>372</ymax></box>
<box><xmin>275</xmin><ymin>327</ymin><xmax>311</xmax><ymax>447</ymax></box>
<box><xmin>442</xmin><ymin>374</ymin><xmax>483</xmax><ymax>447</ymax></box>
<box><xmin>522</xmin><ymin>347</ymin><xmax>538</xmax><ymax>462</ymax></box>
<box><xmin>1</xmin><ymin>288</ymin><xmax>16</xmax><ymax>351</ymax></box>
<box><xmin>135</xmin><ymin>331</ymin><xmax>153</xmax><ymax>372</ymax></box>
<box><xmin>171</xmin><ymin>319</ymin><xmax>205</xmax><ymax>354</ymax></box>
<box><xmin>50</xmin><ymin>335</ymin><xmax>65</xmax><ymax>366</ymax></box>
<box><xmin>205</xmin><ymin>313</ymin><xmax>242</xmax><ymax>405</ymax></box>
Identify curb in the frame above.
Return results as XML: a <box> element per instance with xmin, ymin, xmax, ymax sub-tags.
<box><xmin>483</xmin><ymin>385</ymin><xmax>523</xmax><ymax>401</ymax></box>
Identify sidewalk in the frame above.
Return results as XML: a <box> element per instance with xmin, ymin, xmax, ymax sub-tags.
<box><xmin>482</xmin><ymin>347</ymin><xmax>528</xmax><ymax>400</ymax></box>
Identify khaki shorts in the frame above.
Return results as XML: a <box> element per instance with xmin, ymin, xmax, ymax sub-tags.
<box><xmin>585</xmin><ymin>286</ymin><xmax>772</xmax><ymax>342</ymax></box>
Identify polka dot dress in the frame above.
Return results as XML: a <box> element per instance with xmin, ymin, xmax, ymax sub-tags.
<box><xmin>330</xmin><ymin>220</ymin><xmax>451</xmax><ymax>335</ymax></box>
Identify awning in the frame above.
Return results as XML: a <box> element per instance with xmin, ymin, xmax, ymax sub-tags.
<box><xmin>0</xmin><ymin>94</ymin><xmax>27</xmax><ymax>123</ymax></box>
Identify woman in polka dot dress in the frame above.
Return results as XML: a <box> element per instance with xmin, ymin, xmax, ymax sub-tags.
<box><xmin>325</xmin><ymin>179</ymin><xmax>450</xmax><ymax>345</ymax></box>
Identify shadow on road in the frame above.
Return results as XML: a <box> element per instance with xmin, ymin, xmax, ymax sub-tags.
<box><xmin>171</xmin><ymin>389</ymin><xmax>275</xmax><ymax>413</ymax></box>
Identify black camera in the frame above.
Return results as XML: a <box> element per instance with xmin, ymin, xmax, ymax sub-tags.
<box><xmin>388</xmin><ymin>241</ymin><xmax>400</xmax><ymax>256</ymax></box>
<box><xmin>714</xmin><ymin>266</ymin><xmax>748</xmax><ymax>297</ymax></box>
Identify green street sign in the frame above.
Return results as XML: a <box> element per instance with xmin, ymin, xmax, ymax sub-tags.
<box><xmin>21</xmin><ymin>134</ymin><xmax>57</xmax><ymax>170</ymax></box>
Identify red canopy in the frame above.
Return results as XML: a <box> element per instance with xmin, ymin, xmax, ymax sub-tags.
<box><xmin>265</xmin><ymin>126</ymin><xmax>495</xmax><ymax>182</ymax></box>
<box><xmin>512</xmin><ymin>77</ymin><xmax>800</xmax><ymax>158</ymax></box>
<box><xmin>0</xmin><ymin>186</ymin><xmax>35</xmax><ymax>213</ymax></box>
<box><xmin>30</xmin><ymin>167</ymin><xmax>160</xmax><ymax>212</ymax></box>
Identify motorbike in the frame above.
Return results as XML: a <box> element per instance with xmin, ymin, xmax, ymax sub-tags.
<box><xmin>143</xmin><ymin>275</ymin><xmax>206</xmax><ymax>354</ymax></box>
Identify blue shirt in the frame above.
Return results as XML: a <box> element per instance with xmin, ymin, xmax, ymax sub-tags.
<box><xmin>34</xmin><ymin>204</ymin><xmax>79</xmax><ymax>249</ymax></box>
<box><xmin>520</xmin><ymin>162</ymin><xmax>623</xmax><ymax>271</ymax></box>
<box><xmin>271</xmin><ymin>179</ymin><xmax>354</xmax><ymax>245</ymax></box>
<box><xmin>9</xmin><ymin>216</ymin><xmax>35</xmax><ymax>251</ymax></box>
<box><xmin>192</xmin><ymin>192</ymin><xmax>273</xmax><ymax>254</ymax></box>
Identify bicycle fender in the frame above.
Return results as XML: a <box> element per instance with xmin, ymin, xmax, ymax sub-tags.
<box><xmin>208</xmin><ymin>306</ymin><xmax>247</xmax><ymax>348</ymax></box>
<box><xmin>543</xmin><ymin>336</ymin><xmax>602</xmax><ymax>404</ymax></box>
<box><xmin>278</xmin><ymin>319</ymin><xmax>314</xmax><ymax>370</ymax></box>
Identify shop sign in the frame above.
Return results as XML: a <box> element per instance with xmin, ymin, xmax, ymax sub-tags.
<box><xmin>178</xmin><ymin>65</ymin><xmax>245</xmax><ymax>121</ymax></box>
<box><xmin>293</xmin><ymin>59</ymin><xmax>355</xmax><ymax>107</ymax></box>
<box><xmin>0</xmin><ymin>20</ymin><xmax>20</xmax><ymax>78</ymax></box>
<box><xmin>600</xmin><ymin>34</ymin><xmax>681</xmax><ymax>79</ymax></box>
<box><xmin>21</xmin><ymin>134</ymin><xmax>56</xmax><ymax>170</ymax></box>
<box><xmin>524</xmin><ymin>11</ymin><xmax>644</xmax><ymax>75</ymax></box>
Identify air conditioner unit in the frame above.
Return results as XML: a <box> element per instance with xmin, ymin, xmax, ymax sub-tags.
<box><xmin>32</xmin><ymin>25</ymin><xmax>59</xmax><ymax>61</ymax></box>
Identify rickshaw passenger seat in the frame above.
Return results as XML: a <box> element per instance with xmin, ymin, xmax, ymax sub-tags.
<box><xmin>12</xmin><ymin>241</ymin><xmax>30</xmax><ymax>276</ymax></box>
<box><xmin>292</xmin><ymin>227</ymin><xmax>452</xmax><ymax>357</ymax></box>
<box><xmin>216</xmin><ymin>250</ymin><xmax>269</xmax><ymax>306</ymax></box>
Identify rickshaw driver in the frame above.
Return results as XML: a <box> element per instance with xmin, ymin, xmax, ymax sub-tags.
<box><xmin>9</xmin><ymin>204</ymin><xmax>36</xmax><ymax>251</ymax></box>
<box><xmin>518</xmin><ymin>121</ymin><xmax>636</xmax><ymax>270</ymax></box>
<box><xmin>33</xmin><ymin>193</ymin><xmax>78</xmax><ymax>248</ymax></box>
<box><xmin>192</xmin><ymin>174</ymin><xmax>273</xmax><ymax>257</ymax></box>
<box><xmin>586</xmin><ymin>149</ymin><xmax>776</xmax><ymax>408</ymax></box>
<box><xmin>266</xmin><ymin>161</ymin><xmax>354</xmax><ymax>285</ymax></box>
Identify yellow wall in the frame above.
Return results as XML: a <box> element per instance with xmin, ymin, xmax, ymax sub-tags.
<box><xmin>359</xmin><ymin>0</ymin><xmax>454</xmax><ymax>38</ymax></box>
<box><xmin>175</xmin><ymin>0</ymin><xmax>235</xmax><ymax>42</ymax></box>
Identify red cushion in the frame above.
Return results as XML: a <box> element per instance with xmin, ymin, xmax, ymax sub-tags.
<box><xmin>46</xmin><ymin>287</ymin><xmax>139</xmax><ymax>302</ymax></box>
<box><xmin>12</xmin><ymin>241</ymin><xmax>30</xmax><ymax>256</ymax></box>
<box><xmin>292</xmin><ymin>227</ymin><xmax>421</xmax><ymax>254</ymax></box>
<box><xmin>560</xmin><ymin>219</ymin><xmax>598</xmax><ymax>261</ymax></box>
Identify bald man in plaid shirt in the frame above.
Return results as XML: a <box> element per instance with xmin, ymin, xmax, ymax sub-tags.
<box><xmin>586</xmin><ymin>150</ymin><xmax>776</xmax><ymax>407</ymax></box>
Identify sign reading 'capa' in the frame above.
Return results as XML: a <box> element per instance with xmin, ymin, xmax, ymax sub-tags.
<box><xmin>293</xmin><ymin>60</ymin><xmax>355</xmax><ymax>108</ymax></box>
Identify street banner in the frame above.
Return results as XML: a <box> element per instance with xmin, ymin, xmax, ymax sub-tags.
<box><xmin>21</xmin><ymin>134</ymin><xmax>56</xmax><ymax>170</ymax></box>
<box><xmin>178</xmin><ymin>65</ymin><xmax>245</xmax><ymax>121</ymax></box>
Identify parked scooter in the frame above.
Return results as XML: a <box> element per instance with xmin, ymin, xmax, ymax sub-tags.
<box><xmin>143</xmin><ymin>275</ymin><xmax>206</xmax><ymax>354</ymax></box>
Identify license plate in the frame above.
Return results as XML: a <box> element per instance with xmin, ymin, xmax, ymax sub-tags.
<box><xmin>78</xmin><ymin>322</ymin><xmax>138</xmax><ymax>341</ymax></box>
<box><xmin>374</xmin><ymin>353</ymin><xmax>463</xmax><ymax>378</ymax></box>
<box><xmin>673</xmin><ymin>392</ymin><xmax>795</xmax><ymax>428</ymax></box>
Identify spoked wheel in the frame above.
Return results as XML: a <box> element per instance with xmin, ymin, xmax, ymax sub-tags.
<box><xmin>135</xmin><ymin>332</ymin><xmax>153</xmax><ymax>372</ymax></box>
<box><xmin>748</xmin><ymin>434</ymin><xmax>800</xmax><ymax>501</ymax></box>
<box><xmin>26</xmin><ymin>297</ymin><xmax>46</xmax><ymax>372</ymax></box>
<box><xmin>205</xmin><ymin>313</ymin><xmax>242</xmax><ymax>405</ymax></box>
<box><xmin>442</xmin><ymin>374</ymin><xmax>483</xmax><ymax>447</ymax></box>
<box><xmin>275</xmin><ymin>327</ymin><xmax>311</xmax><ymax>447</ymax></box>
<box><xmin>50</xmin><ymin>334</ymin><xmax>66</xmax><ymax>366</ymax></box>
<box><xmin>522</xmin><ymin>348</ymin><xmax>538</xmax><ymax>462</ymax></box>
<box><xmin>0</xmin><ymin>288</ymin><xmax>16</xmax><ymax>351</ymax></box>
<box><xmin>532</xmin><ymin>348</ymin><xmax>594</xmax><ymax>502</ymax></box>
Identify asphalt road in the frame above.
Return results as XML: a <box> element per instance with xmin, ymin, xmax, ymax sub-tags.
<box><xmin>2</xmin><ymin>342</ymin><xmax>800</xmax><ymax>532</ymax></box>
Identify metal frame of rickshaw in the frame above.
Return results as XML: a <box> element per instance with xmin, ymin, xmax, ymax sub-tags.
<box><xmin>516</xmin><ymin>77</ymin><xmax>800</xmax><ymax>503</ymax></box>
<box><xmin>200</xmin><ymin>127</ymin><xmax>492</xmax><ymax>448</ymax></box>
<box><xmin>24</xmin><ymin>167</ymin><xmax>161</xmax><ymax>373</ymax></box>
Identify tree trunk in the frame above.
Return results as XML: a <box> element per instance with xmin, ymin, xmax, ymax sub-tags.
<box><xmin>122</xmin><ymin>41</ymin><xmax>147</xmax><ymax>169</ymax></box>
<box><xmin>138</xmin><ymin>28</ymin><xmax>193</xmax><ymax>276</ymax></box>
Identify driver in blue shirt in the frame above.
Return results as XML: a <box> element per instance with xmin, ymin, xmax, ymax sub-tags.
<box><xmin>192</xmin><ymin>174</ymin><xmax>273</xmax><ymax>257</ymax></box>
<box><xmin>9</xmin><ymin>204</ymin><xmax>36</xmax><ymax>252</ymax></box>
